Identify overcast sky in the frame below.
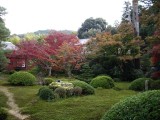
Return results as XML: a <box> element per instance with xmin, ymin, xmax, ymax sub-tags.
<box><xmin>0</xmin><ymin>0</ymin><xmax>132</xmax><ymax>34</ymax></box>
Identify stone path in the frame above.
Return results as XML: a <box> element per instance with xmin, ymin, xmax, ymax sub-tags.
<box><xmin>0</xmin><ymin>86</ymin><xmax>30</xmax><ymax>120</ymax></box>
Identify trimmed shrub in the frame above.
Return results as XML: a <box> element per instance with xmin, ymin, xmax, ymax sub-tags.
<box><xmin>0</xmin><ymin>108</ymin><xmax>7</xmax><ymax>120</ymax></box>
<box><xmin>71</xmin><ymin>81</ymin><xmax>95</xmax><ymax>95</ymax></box>
<box><xmin>129</xmin><ymin>78</ymin><xmax>153</xmax><ymax>91</ymax></box>
<box><xmin>49</xmin><ymin>81</ymin><xmax>74</xmax><ymax>90</ymax></box>
<box><xmin>72</xmin><ymin>86</ymin><xmax>82</xmax><ymax>96</ymax></box>
<box><xmin>151</xmin><ymin>80</ymin><xmax>160</xmax><ymax>90</ymax></box>
<box><xmin>101</xmin><ymin>90</ymin><xmax>160</xmax><ymax>120</ymax></box>
<box><xmin>90</xmin><ymin>75</ymin><xmax>114</xmax><ymax>89</ymax></box>
<box><xmin>66</xmin><ymin>89</ymin><xmax>73</xmax><ymax>97</ymax></box>
<box><xmin>38</xmin><ymin>87</ymin><xmax>54</xmax><ymax>101</ymax></box>
<box><xmin>54</xmin><ymin>87</ymin><xmax>66</xmax><ymax>98</ymax></box>
<box><xmin>8</xmin><ymin>71</ymin><xmax>36</xmax><ymax>86</ymax></box>
<box><xmin>44</xmin><ymin>78</ymin><xmax>54</xmax><ymax>85</ymax></box>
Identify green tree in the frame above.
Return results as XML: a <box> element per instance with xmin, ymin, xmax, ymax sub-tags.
<box><xmin>0</xmin><ymin>50</ymin><xmax>8</xmax><ymax>71</ymax></box>
<box><xmin>78</xmin><ymin>17</ymin><xmax>107</xmax><ymax>39</ymax></box>
<box><xmin>8</xmin><ymin>35</ymin><xmax>21</xmax><ymax>45</ymax></box>
<box><xmin>0</xmin><ymin>6</ymin><xmax>10</xmax><ymax>41</ymax></box>
<box><xmin>139</xmin><ymin>0</ymin><xmax>160</xmax><ymax>39</ymax></box>
<box><xmin>0</xmin><ymin>6</ymin><xmax>10</xmax><ymax>71</ymax></box>
<box><xmin>85</xmin><ymin>22</ymin><xmax>141</xmax><ymax>81</ymax></box>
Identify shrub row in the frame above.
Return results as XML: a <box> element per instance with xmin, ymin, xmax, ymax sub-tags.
<box><xmin>38</xmin><ymin>80</ymin><xmax>95</xmax><ymax>100</ymax></box>
<box><xmin>129</xmin><ymin>78</ymin><xmax>160</xmax><ymax>91</ymax></box>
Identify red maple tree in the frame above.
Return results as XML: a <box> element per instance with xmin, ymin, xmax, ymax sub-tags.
<box><xmin>10</xmin><ymin>32</ymin><xmax>84</xmax><ymax>77</ymax></box>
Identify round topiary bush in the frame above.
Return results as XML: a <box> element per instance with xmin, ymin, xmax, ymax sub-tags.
<box><xmin>0</xmin><ymin>108</ymin><xmax>7</xmax><ymax>120</ymax></box>
<box><xmin>90</xmin><ymin>75</ymin><xmax>114</xmax><ymax>89</ymax></box>
<box><xmin>129</xmin><ymin>78</ymin><xmax>153</xmax><ymax>91</ymax></box>
<box><xmin>72</xmin><ymin>86</ymin><xmax>82</xmax><ymax>96</ymax></box>
<box><xmin>44</xmin><ymin>78</ymin><xmax>54</xmax><ymax>85</ymax></box>
<box><xmin>8</xmin><ymin>71</ymin><xmax>36</xmax><ymax>86</ymax></box>
<box><xmin>38</xmin><ymin>87</ymin><xmax>54</xmax><ymax>101</ymax></box>
<box><xmin>54</xmin><ymin>87</ymin><xmax>66</xmax><ymax>98</ymax></box>
<box><xmin>71</xmin><ymin>81</ymin><xmax>95</xmax><ymax>95</ymax></box>
<box><xmin>101</xmin><ymin>90</ymin><xmax>160</xmax><ymax>120</ymax></box>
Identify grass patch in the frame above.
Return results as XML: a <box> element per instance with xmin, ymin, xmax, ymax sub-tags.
<box><xmin>8</xmin><ymin>85</ymin><xmax>136</xmax><ymax>120</ymax></box>
<box><xmin>114</xmin><ymin>82</ymin><xmax>130</xmax><ymax>90</ymax></box>
<box><xmin>1</xmin><ymin>74</ymin><xmax>137</xmax><ymax>120</ymax></box>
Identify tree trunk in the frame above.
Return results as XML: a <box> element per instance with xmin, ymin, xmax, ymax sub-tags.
<box><xmin>132</xmin><ymin>0</ymin><xmax>139</xmax><ymax>36</ymax></box>
<box><xmin>48</xmin><ymin>67</ymin><xmax>52</xmax><ymax>76</ymax></box>
<box><xmin>67</xmin><ymin>69</ymin><xmax>72</xmax><ymax>78</ymax></box>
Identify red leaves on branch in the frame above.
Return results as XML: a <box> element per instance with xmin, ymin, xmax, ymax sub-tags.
<box><xmin>10</xmin><ymin>32</ymin><xmax>84</xmax><ymax>74</ymax></box>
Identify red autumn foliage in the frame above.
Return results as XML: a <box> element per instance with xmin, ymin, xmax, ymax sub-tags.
<box><xmin>9</xmin><ymin>32</ymin><xmax>84</xmax><ymax>76</ymax></box>
<box><xmin>151</xmin><ymin>44</ymin><xmax>160</xmax><ymax>79</ymax></box>
<box><xmin>151</xmin><ymin>44</ymin><xmax>160</xmax><ymax>66</ymax></box>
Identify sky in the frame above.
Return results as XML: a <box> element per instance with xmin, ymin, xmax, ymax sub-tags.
<box><xmin>0</xmin><ymin>0</ymin><xmax>132</xmax><ymax>34</ymax></box>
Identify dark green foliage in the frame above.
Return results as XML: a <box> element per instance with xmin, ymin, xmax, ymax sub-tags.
<box><xmin>72</xmin><ymin>86</ymin><xmax>82</xmax><ymax>96</ymax></box>
<box><xmin>90</xmin><ymin>75</ymin><xmax>114</xmax><ymax>89</ymax></box>
<box><xmin>0</xmin><ymin>22</ymin><xmax>10</xmax><ymax>40</ymax></box>
<box><xmin>78</xmin><ymin>17</ymin><xmax>107</xmax><ymax>39</ymax></box>
<box><xmin>113</xmin><ymin>78</ymin><xmax>121</xmax><ymax>82</ymax></box>
<box><xmin>101</xmin><ymin>90</ymin><xmax>160</xmax><ymax>120</ymax></box>
<box><xmin>0</xmin><ymin>50</ymin><xmax>8</xmax><ymax>72</ymax></box>
<box><xmin>0</xmin><ymin>6</ymin><xmax>10</xmax><ymax>40</ymax></box>
<box><xmin>71</xmin><ymin>81</ymin><xmax>95</xmax><ymax>95</ymax></box>
<box><xmin>151</xmin><ymin>80</ymin><xmax>160</xmax><ymax>90</ymax></box>
<box><xmin>76</xmin><ymin>63</ymin><xmax>94</xmax><ymax>83</ymax></box>
<box><xmin>44</xmin><ymin>78</ymin><xmax>54</xmax><ymax>85</ymax></box>
<box><xmin>141</xmin><ymin>53</ymin><xmax>151</xmax><ymax>74</ymax></box>
<box><xmin>54</xmin><ymin>87</ymin><xmax>66</xmax><ymax>98</ymax></box>
<box><xmin>28</xmin><ymin>66</ymin><xmax>42</xmax><ymax>75</ymax></box>
<box><xmin>129</xmin><ymin>78</ymin><xmax>153</xmax><ymax>91</ymax></box>
<box><xmin>37</xmin><ymin>86</ymin><xmax>47</xmax><ymax>96</ymax></box>
<box><xmin>8</xmin><ymin>71</ymin><xmax>36</xmax><ymax>86</ymax></box>
<box><xmin>0</xmin><ymin>108</ymin><xmax>7</xmax><ymax>120</ymax></box>
<box><xmin>91</xmin><ymin>64</ymin><xmax>106</xmax><ymax>76</ymax></box>
<box><xmin>38</xmin><ymin>87</ymin><xmax>54</xmax><ymax>101</ymax></box>
<box><xmin>89</xmin><ymin>55</ymin><xmax>121</xmax><ymax>78</ymax></box>
<box><xmin>121</xmin><ymin>60</ymin><xmax>144</xmax><ymax>81</ymax></box>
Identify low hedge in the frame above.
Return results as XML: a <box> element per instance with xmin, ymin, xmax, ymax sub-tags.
<box><xmin>101</xmin><ymin>90</ymin><xmax>160</xmax><ymax>120</ymax></box>
<box><xmin>90</xmin><ymin>75</ymin><xmax>114</xmax><ymax>89</ymax></box>
<box><xmin>8</xmin><ymin>71</ymin><xmax>36</xmax><ymax>86</ymax></box>
<box><xmin>129</xmin><ymin>78</ymin><xmax>153</xmax><ymax>91</ymax></box>
<box><xmin>71</xmin><ymin>81</ymin><xmax>95</xmax><ymax>95</ymax></box>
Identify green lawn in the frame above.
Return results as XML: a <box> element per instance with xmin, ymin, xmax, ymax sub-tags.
<box><xmin>0</xmin><ymin>74</ymin><xmax>137</xmax><ymax>120</ymax></box>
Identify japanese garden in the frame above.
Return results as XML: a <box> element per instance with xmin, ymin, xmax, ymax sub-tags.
<box><xmin>0</xmin><ymin>0</ymin><xmax>160</xmax><ymax>120</ymax></box>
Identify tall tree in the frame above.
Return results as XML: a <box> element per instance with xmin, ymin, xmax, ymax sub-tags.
<box><xmin>0</xmin><ymin>6</ymin><xmax>10</xmax><ymax>41</ymax></box>
<box><xmin>0</xmin><ymin>6</ymin><xmax>10</xmax><ymax>71</ymax></box>
<box><xmin>78</xmin><ymin>17</ymin><xmax>107</xmax><ymax>39</ymax></box>
<box><xmin>139</xmin><ymin>0</ymin><xmax>160</xmax><ymax>39</ymax></box>
<box><xmin>85</xmin><ymin>22</ymin><xmax>141</xmax><ymax>81</ymax></box>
